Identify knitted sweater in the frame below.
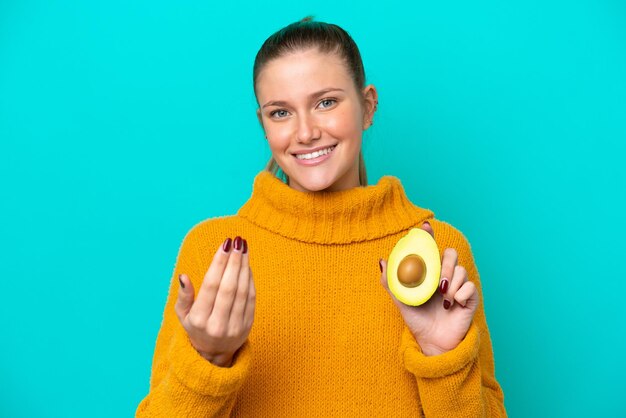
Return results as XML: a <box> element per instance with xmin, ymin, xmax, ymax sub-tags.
<box><xmin>136</xmin><ymin>170</ymin><xmax>506</xmax><ymax>417</ymax></box>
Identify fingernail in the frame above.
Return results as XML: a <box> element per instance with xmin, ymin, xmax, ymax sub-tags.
<box><xmin>234</xmin><ymin>236</ymin><xmax>243</xmax><ymax>251</ymax></box>
<box><xmin>222</xmin><ymin>237</ymin><xmax>232</xmax><ymax>252</ymax></box>
<box><xmin>439</xmin><ymin>278</ymin><xmax>449</xmax><ymax>294</ymax></box>
<box><xmin>443</xmin><ymin>299</ymin><xmax>451</xmax><ymax>310</ymax></box>
<box><xmin>379</xmin><ymin>259</ymin><xmax>383</xmax><ymax>272</ymax></box>
<box><xmin>178</xmin><ymin>274</ymin><xmax>185</xmax><ymax>289</ymax></box>
<box><xmin>242</xmin><ymin>239</ymin><xmax>248</xmax><ymax>254</ymax></box>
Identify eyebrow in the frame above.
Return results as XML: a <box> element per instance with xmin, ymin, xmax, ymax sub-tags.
<box><xmin>261</xmin><ymin>88</ymin><xmax>345</xmax><ymax>109</ymax></box>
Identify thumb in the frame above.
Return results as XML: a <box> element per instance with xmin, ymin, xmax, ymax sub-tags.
<box><xmin>379</xmin><ymin>259</ymin><xmax>396</xmax><ymax>298</ymax></box>
<box><xmin>379</xmin><ymin>258</ymin><xmax>389</xmax><ymax>290</ymax></box>
<box><xmin>174</xmin><ymin>273</ymin><xmax>195</xmax><ymax>323</ymax></box>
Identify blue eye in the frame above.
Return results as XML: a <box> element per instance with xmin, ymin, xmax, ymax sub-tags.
<box><xmin>270</xmin><ymin>109</ymin><xmax>289</xmax><ymax>119</ymax></box>
<box><xmin>319</xmin><ymin>98</ymin><xmax>337</xmax><ymax>108</ymax></box>
<box><xmin>269</xmin><ymin>99</ymin><xmax>337</xmax><ymax>119</ymax></box>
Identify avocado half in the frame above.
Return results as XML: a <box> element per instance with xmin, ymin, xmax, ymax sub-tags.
<box><xmin>387</xmin><ymin>228</ymin><xmax>441</xmax><ymax>306</ymax></box>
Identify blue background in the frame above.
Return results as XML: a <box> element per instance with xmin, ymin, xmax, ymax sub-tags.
<box><xmin>1</xmin><ymin>1</ymin><xmax>624</xmax><ymax>416</ymax></box>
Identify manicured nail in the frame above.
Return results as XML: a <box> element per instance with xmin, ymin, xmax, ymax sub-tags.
<box><xmin>439</xmin><ymin>278</ymin><xmax>449</xmax><ymax>294</ymax></box>
<box><xmin>234</xmin><ymin>236</ymin><xmax>243</xmax><ymax>251</ymax></box>
<box><xmin>379</xmin><ymin>259</ymin><xmax>383</xmax><ymax>272</ymax></box>
<box><xmin>242</xmin><ymin>239</ymin><xmax>248</xmax><ymax>254</ymax></box>
<box><xmin>178</xmin><ymin>274</ymin><xmax>185</xmax><ymax>289</ymax></box>
<box><xmin>443</xmin><ymin>299</ymin><xmax>451</xmax><ymax>310</ymax></box>
<box><xmin>223</xmin><ymin>237</ymin><xmax>232</xmax><ymax>252</ymax></box>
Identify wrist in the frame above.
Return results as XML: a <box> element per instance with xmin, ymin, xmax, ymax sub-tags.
<box><xmin>198</xmin><ymin>350</ymin><xmax>235</xmax><ymax>367</ymax></box>
<box><xmin>417</xmin><ymin>342</ymin><xmax>447</xmax><ymax>357</ymax></box>
<box><xmin>413</xmin><ymin>334</ymin><xmax>448</xmax><ymax>357</ymax></box>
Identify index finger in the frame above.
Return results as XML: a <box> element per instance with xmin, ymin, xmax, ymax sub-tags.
<box><xmin>189</xmin><ymin>238</ymin><xmax>232</xmax><ymax>323</ymax></box>
<box><xmin>421</xmin><ymin>221</ymin><xmax>434</xmax><ymax>238</ymax></box>
<box><xmin>440</xmin><ymin>247</ymin><xmax>458</xmax><ymax>290</ymax></box>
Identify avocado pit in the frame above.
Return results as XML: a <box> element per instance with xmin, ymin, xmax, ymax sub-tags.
<box><xmin>397</xmin><ymin>254</ymin><xmax>426</xmax><ymax>288</ymax></box>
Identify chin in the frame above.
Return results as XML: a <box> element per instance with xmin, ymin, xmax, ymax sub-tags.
<box><xmin>289</xmin><ymin>172</ymin><xmax>337</xmax><ymax>193</ymax></box>
<box><xmin>298</xmin><ymin>179</ymin><xmax>333</xmax><ymax>193</ymax></box>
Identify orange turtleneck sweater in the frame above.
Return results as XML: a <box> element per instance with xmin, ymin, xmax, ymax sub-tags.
<box><xmin>136</xmin><ymin>171</ymin><xmax>506</xmax><ymax>417</ymax></box>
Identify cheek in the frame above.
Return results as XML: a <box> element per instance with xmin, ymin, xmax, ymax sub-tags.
<box><xmin>264</xmin><ymin>121</ymin><xmax>288</xmax><ymax>150</ymax></box>
<box><xmin>267</xmin><ymin>135</ymin><xmax>291</xmax><ymax>155</ymax></box>
<box><xmin>325</xmin><ymin>107</ymin><xmax>362</xmax><ymax>134</ymax></box>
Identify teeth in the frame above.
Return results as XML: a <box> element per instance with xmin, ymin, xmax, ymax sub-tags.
<box><xmin>295</xmin><ymin>145</ymin><xmax>336</xmax><ymax>160</ymax></box>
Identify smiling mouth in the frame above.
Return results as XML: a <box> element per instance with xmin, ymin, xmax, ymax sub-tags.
<box><xmin>293</xmin><ymin>145</ymin><xmax>337</xmax><ymax>160</ymax></box>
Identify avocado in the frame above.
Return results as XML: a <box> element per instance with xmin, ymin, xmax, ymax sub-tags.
<box><xmin>387</xmin><ymin>228</ymin><xmax>441</xmax><ymax>306</ymax></box>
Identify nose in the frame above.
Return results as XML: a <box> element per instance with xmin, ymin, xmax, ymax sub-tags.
<box><xmin>296</xmin><ymin>114</ymin><xmax>321</xmax><ymax>144</ymax></box>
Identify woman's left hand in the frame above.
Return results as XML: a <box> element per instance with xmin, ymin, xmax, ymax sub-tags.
<box><xmin>380</xmin><ymin>222</ymin><xmax>480</xmax><ymax>356</ymax></box>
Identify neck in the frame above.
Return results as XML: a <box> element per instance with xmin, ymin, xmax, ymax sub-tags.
<box><xmin>237</xmin><ymin>171</ymin><xmax>434</xmax><ymax>244</ymax></box>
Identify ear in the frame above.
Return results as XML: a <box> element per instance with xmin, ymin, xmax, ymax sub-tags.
<box><xmin>361</xmin><ymin>84</ymin><xmax>378</xmax><ymax>130</ymax></box>
<box><xmin>256</xmin><ymin>108</ymin><xmax>262</xmax><ymax>125</ymax></box>
<box><xmin>256</xmin><ymin>108</ymin><xmax>266</xmax><ymax>137</ymax></box>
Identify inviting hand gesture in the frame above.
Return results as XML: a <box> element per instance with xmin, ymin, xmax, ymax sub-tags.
<box><xmin>175</xmin><ymin>236</ymin><xmax>256</xmax><ymax>367</ymax></box>
<box><xmin>380</xmin><ymin>223</ymin><xmax>480</xmax><ymax>356</ymax></box>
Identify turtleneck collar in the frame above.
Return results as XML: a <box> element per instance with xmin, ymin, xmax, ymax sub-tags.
<box><xmin>237</xmin><ymin>171</ymin><xmax>434</xmax><ymax>244</ymax></box>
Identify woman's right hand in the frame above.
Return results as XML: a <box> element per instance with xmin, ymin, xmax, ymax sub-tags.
<box><xmin>175</xmin><ymin>236</ymin><xmax>256</xmax><ymax>367</ymax></box>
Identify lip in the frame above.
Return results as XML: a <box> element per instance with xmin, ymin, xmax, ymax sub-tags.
<box><xmin>291</xmin><ymin>144</ymin><xmax>338</xmax><ymax>156</ymax></box>
<box><xmin>292</xmin><ymin>144</ymin><xmax>337</xmax><ymax>166</ymax></box>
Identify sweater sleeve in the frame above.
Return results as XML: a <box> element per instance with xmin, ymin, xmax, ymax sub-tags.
<box><xmin>399</xmin><ymin>221</ymin><xmax>507</xmax><ymax>417</ymax></box>
<box><xmin>135</xmin><ymin>225</ymin><xmax>252</xmax><ymax>417</ymax></box>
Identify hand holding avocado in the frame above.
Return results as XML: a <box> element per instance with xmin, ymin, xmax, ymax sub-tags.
<box><xmin>380</xmin><ymin>223</ymin><xmax>479</xmax><ymax>356</ymax></box>
<box><xmin>175</xmin><ymin>236</ymin><xmax>256</xmax><ymax>367</ymax></box>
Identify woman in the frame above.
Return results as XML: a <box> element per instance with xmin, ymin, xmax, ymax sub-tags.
<box><xmin>136</xmin><ymin>17</ymin><xmax>506</xmax><ymax>417</ymax></box>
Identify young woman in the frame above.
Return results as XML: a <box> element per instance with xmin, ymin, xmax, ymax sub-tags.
<box><xmin>136</xmin><ymin>17</ymin><xmax>506</xmax><ymax>417</ymax></box>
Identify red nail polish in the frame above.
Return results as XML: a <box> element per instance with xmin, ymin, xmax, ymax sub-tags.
<box><xmin>234</xmin><ymin>236</ymin><xmax>243</xmax><ymax>251</ymax></box>
<box><xmin>242</xmin><ymin>239</ymin><xmax>248</xmax><ymax>254</ymax></box>
<box><xmin>439</xmin><ymin>279</ymin><xmax>449</xmax><ymax>294</ymax></box>
<box><xmin>223</xmin><ymin>237</ymin><xmax>232</xmax><ymax>252</ymax></box>
<box><xmin>443</xmin><ymin>299</ymin><xmax>451</xmax><ymax>310</ymax></box>
<box><xmin>378</xmin><ymin>259</ymin><xmax>383</xmax><ymax>272</ymax></box>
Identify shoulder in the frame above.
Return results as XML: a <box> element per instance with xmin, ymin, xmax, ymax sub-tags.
<box><xmin>177</xmin><ymin>214</ymin><xmax>239</xmax><ymax>253</ymax></box>
<box><xmin>186</xmin><ymin>214</ymin><xmax>238</xmax><ymax>239</ymax></box>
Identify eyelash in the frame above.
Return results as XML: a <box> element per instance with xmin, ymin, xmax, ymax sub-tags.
<box><xmin>269</xmin><ymin>98</ymin><xmax>337</xmax><ymax>119</ymax></box>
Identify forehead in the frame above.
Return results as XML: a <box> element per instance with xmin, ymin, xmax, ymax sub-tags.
<box><xmin>256</xmin><ymin>49</ymin><xmax>353</xmax><ymax>99</ymax></box>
